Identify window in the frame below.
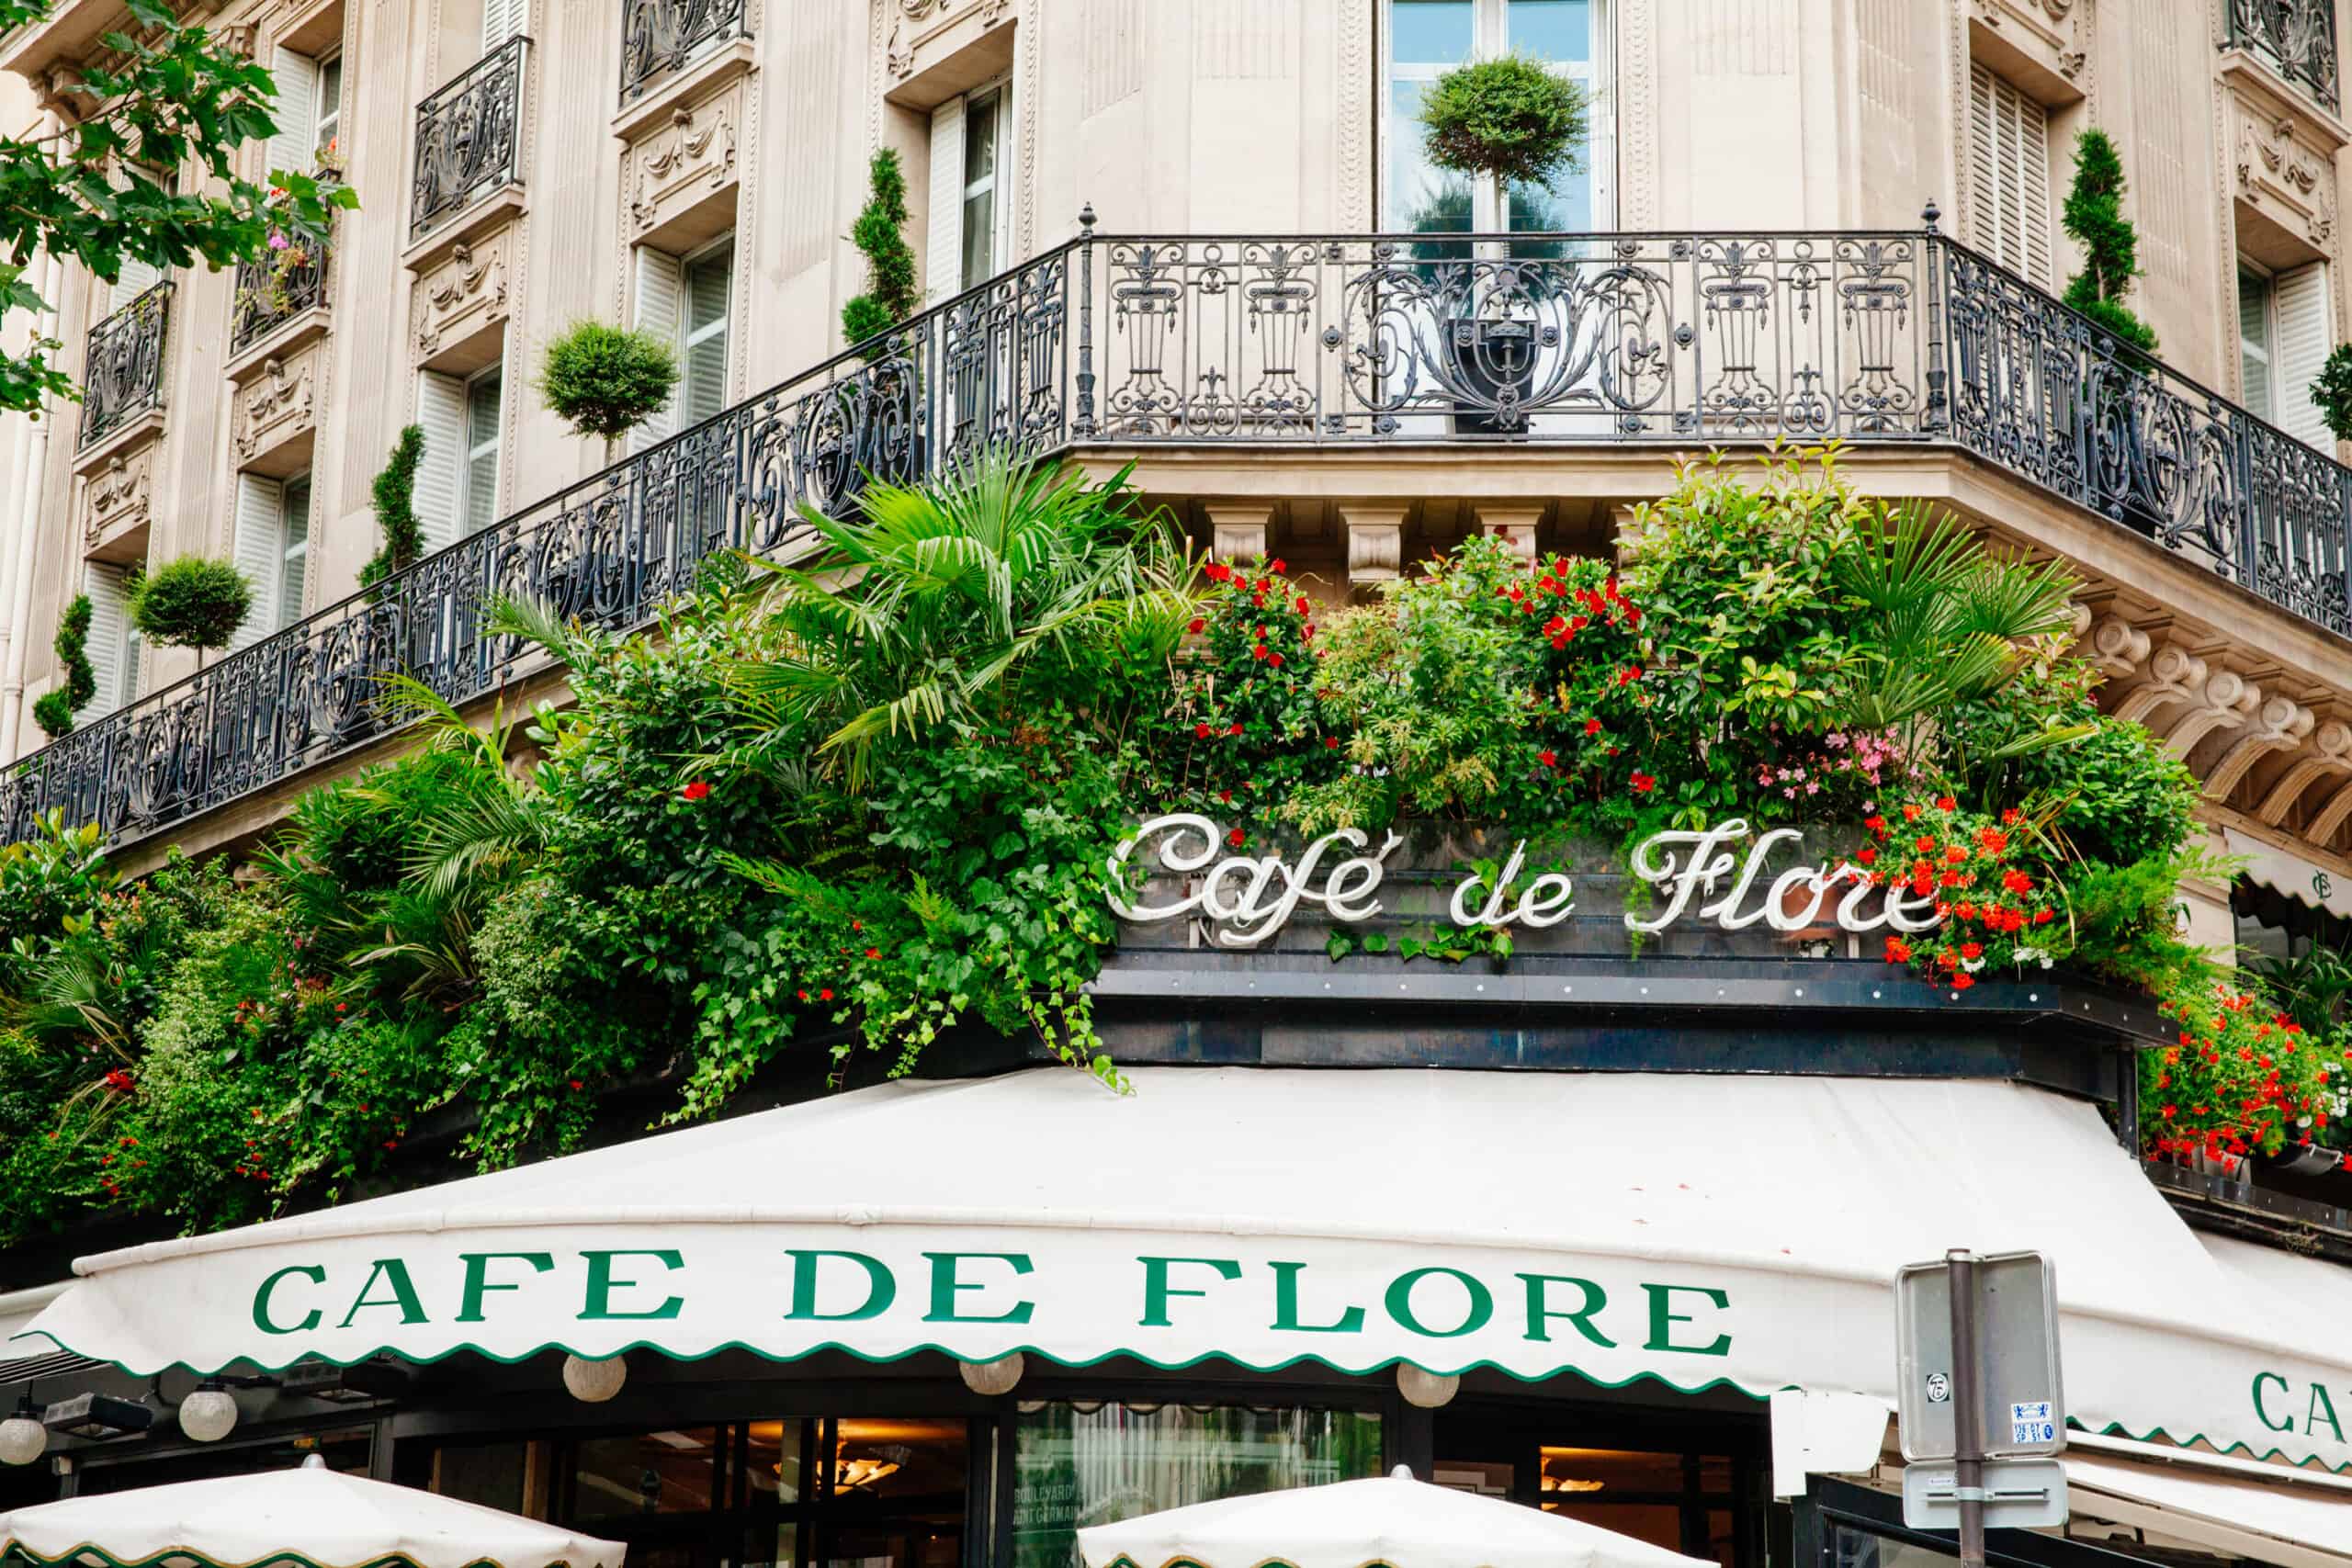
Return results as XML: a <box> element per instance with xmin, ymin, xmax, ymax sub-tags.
<box><xmin>683</xmin><ymin>238</ymin><xmax>733</xmax><ymax>425</ymax></box>
<box><xmin>266</xmin><ymin>46</ymin><xmax>341</xmax><ymax>178</ymax></box>
<box><xmin>926</xmin><ymin>81</ymin><xmax>1011</xmax><ymax>302</ymax></box>
<box><xmin>230</xmin><ymin>472</ymin><xmax>310</xmax><ymax>649</ymax></box>
<box><xmin>315</xmin><ymin>52</ymin><xmax>344</xmax><ymax>162</ymax></box>
<box><xmin>80</xmin><ymin>562</ymin><xmax>140</xmax><ymax>716</ymax></box>
<box><xmin>1013</xmin><ymin>1403</ymin><xmax>1382</xmax><ymax>1568</ymax></box>
<box><xmin>464</xmin><ymin>364</ymin><xmax>503</xmax><ymax>536</ymax></box>
<box><xmin>415</xmin><ymin>357</ymin><xmax>504</xmax><ymax>550</ymax></box>
<box><xmin>2239</xmin><ymin>258</ymin><xmax>2336</xmax><ymax>449</ymax></box>
<box><xmin>1965</xmin><ymin>62</ymin><xmax>2052</xmax><ymax>288</ymax></box>
<box><xmin>1383</xmin><ymin>0</ymin><xmax>1608</xmax><ymax>233</ymax></box>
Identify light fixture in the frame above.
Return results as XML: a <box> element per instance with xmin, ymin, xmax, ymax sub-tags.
<box><xmin>281</xmin><ymin>1357</ymin><xmax>410</xmax><ymax>1404</ymax></box>
<box><xmin>561</xmin><ymin>1353</ymin><xmax>628</xmax><ymax>1403</ymax></box>
<box><xmin>41</xmin><ymin>1392</ymin><xmax>153</xmax><ymax>1440</ymax></box>
<box><xmin>1540</xmin><ymin>1473</ymin><xmax>1606</xmax><ymax>1494</ymax></box>
<box><xmin>1395</xmin><ymin>1364</ymin><xmax>1459</xmax><ymax>1409</ymax></box>
<box><xmin>177</xmin><ymin>1382</ymin><xmax>240</xmax><ymax>1443</ymax></box>
<box><xmin>0</xmin><ymin>1391</ymin><xmax>47</xmax><ymax>1466</ymax></box>
<box><xmin>833</xmin><ymin>1443</ymin><xmax>912</xmax><ymax>1493</ymax></box>
<box><xmin>958</xmin><ymin>1352</ymin><xmax>1025</xmax><ymax>1397</ymax></box>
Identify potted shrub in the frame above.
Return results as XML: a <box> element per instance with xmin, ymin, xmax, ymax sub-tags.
<box><xmin>130</xmin><ymin>557</ymin><xmax>253</xmax><ymax>651</ymax></box>
<box><xmin>30</xmin><ymin>594</ymin><xmax>97</xmax><ymax>739</ymax></box>
<box><xmin>837</xmin><ymin>149</ymin><xmax>926</xmax><ymax>496</ymax></box>
<box><xmin>535</xmin><ymin>320</ymin><xmax>679</xmax><ymax>464</ymax></box>
<box><xmin>2309</xmin><ymin>344</ymin><xmax>2352</xmax><ymax>446</ymax></box>
<box><xmin>358</xmin><ymin>423</ymin><xmax>426</xmax><ymax>596</ymax></box>
<box><xmin>2058</xmin><ymin>130</ymin><xmax>2168</xmax><ymax>533</ymax></box>
<box><xmin>1415</xmin><ymin>53</ymin><xmax>1586</xmax><ymax>434</ymax></box>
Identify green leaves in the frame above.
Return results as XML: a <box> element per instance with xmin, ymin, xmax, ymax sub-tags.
<box><xmin>1417</xmin><ymin>53</ymin><xmax>1589</xmax><ymax>188</ymax></box>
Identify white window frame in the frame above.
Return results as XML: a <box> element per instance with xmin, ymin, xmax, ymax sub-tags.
<box><xmin>278</xmin><ymin>471</ymin><xmax>312</xmax><ymax>628</ymax></box>
<box><xmin>462</xmin><ymin>361</ymin><xmax>504</xmax><ymax>536</ymax></box>
<box><xmin>2241</xmin><ymin>259</ymin><xmax>2279</xmax><ymax>423</ymax></box>
<box><xmin>314</xmin><ymin>49</ymin><xmax>344</xmax><ymax>164</ymax></box>
<box><xmin>680</xmin><ymin>233</ymin><xmax>734</xmax><ymax>425</ymax></box>
<box><xmin>927</xmin><ymin>75</ymin><xmax>1016</xmax><ymax>303</ymax></box>
<box><xmin>959</xmin><ymin>79</ymin><xmax>1011</xmax><ymax>290</ymax></box>
<box><xmin>1380</xmin><ymin>0</ymin><xmax>1613</xmax><ymax>231</ymax></box>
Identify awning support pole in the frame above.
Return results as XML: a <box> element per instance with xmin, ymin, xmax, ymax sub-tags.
<box><xmin>1947</xmin><ymin>1248</ymin><xmax>1986</xmax><ymax>1568</ymax></box>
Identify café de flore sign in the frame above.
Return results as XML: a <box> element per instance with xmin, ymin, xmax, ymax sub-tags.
<box><xmin>1105</xmin><ymin>815</ymin><xmax>1938</xmax><ymax>947</ymax></box>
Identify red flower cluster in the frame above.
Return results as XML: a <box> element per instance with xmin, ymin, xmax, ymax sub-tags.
<box><xmin>1862</xmin><ymin>795</ymin><xmax>2060</xmax><ymax>997</ymax></box>
<box><xmin>2144</xmin><ymin>988</ymin><xmax>2339</xmax><ymax>1168</ymax></box>
<box><xmin>680</xmin><ymin>779</ymin><xmax>711</xmax><ymax>802</ymax></box>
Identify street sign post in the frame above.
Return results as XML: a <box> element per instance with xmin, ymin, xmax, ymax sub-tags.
<box><xmin>1894</xmin><ymin>1251</ymin><xmax>2067</xmax><ymax>1561</ymax></box>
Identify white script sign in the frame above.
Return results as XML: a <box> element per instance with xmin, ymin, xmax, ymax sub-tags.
<box><xmin>1105</xmin><ymin>815</ymin><xmax>1939</xmax><ymax>949</ymax></box>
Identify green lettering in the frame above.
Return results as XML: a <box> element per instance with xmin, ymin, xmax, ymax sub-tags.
<box><xmin>2309</xmin><ymin>1383</ymin><xmax>2346</xmax><ymax>1444</ymax></box>
<box><xmin>784</xmin><ymin>1250</ymin><xmax>896</xmax><ymax>1321</ymax></box>
<box><xmin>1520</xmin><ymin>1273</ymin><xmax>1617</xmax><ymax>1347</ymax></box>
<box><xmin>1385</xmin><ymin>1267</ymin><xmax>1494</xmax><ymax>1338</ymax></box>
<box><xmin>1271</xmin><ymin>1261</ymin><xmax>1366</xmax><ymax>1334</ymax></box>
<box><xmin>922</xmin><ymin>1252</ymin><xmax>1035</xmax><ymax>1324</ymax></box>
<box><xmin>2253</xmin><ymin>1371</ymin><xmax>2296</xmax><ymax>1433</ymax></box>
<box><xmin>337</xmin><ymin>1258</ymin><xmax>428</xmax><ymax>1328</ymax></box>
<box><xmin>253</xmin><ymin>1265</ymin><xmax>325</xmax><ymax>1335</ymax></box>
<box><xmin>1138</xmin><ymin>1257</ymin><xmax>1241</xmax><ymax>1327</ymax></box>
<box><xmin>581</xmin><ymin>1249</ymin><xmax>685</xmax><ymax>1321</ymax></box>
<box><xmin>457</xmin><ymin>1251</ymin><xmax>554</xmax><ymax>1323</ymax></box>
<box><xmin>1643</xmin><ymin>1282</ymin><xmax>1730</xmax><ymax>1357</ymax></box>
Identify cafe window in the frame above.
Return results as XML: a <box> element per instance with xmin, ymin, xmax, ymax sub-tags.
<box><xmin>555</xmin><ymin>1416</ymin><xmax>968</xmax><ymax>1568</ymax></box>
<box><xmin>1384</xmin><ymin>0</ymin><xmax>1610</xmax><ymax>235</ymax></box>
<box><xmin>1013</xmin><ymin>1402</ymin><xmax>1384</xmax><ymax>1568</ymax></box>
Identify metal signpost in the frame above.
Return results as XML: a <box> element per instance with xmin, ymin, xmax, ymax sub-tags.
<box><xmin>1894</xmin><ymin>1250</ymin><xmax>2068</xmax><ymax>1562</ymax></box>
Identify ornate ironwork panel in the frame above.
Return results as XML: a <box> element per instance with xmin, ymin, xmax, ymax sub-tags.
<box><xmin>1939</xmin><ymin>235</ymin><xmax>2352</xmax><ymax>637</ymax></box>
<box><xmin>76</xmin><ymin>282</ymin><xmax>172</xmax><ymax>449</ymax></box>
<box><xmin>411</xmin><ymin>37</ymin><xmax>527</xmax><ymax>241</ymax></box>
<box><xmin>617</xmin><ymin>0</ymin><xmax>746</xmax><ymax>103</ymax></box>
<box><xmin>2227</xmin><ymin>0</ymin><xmax>2339</xmax><ymax>112</ymax></box>
<box><xmin>1092</xmin><ymin>232</ymin><xmax>1928</xmax><ymax>444</ymax></box>
<box><xmin>230</xmin><ymin>239</ymin><xmax>330</xmax><ymax>355</ymax></box>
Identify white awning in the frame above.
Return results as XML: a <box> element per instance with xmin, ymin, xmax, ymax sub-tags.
<box><xmin>2224</xmin><ymin>827</ymin><xmax>2352</xmax><ymax>920</ymax></box>
<box><xmin>17</xmin><ymin>1068</ymin><xmax>2352</xmax><ymax>1472</ymax></box>
<box><xmin>2065</xmin><ymin>1447</ymin><xmax>2352</xmax><ymax>1568</ymax></box>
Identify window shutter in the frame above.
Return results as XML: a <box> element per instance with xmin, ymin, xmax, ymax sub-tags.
<box><xmin>229</xmin><ymin>473</ymin><xmax>284</xmax><ymax>650</ymax></box>
<box><xmin>279</xmin><ymin>475</ymin><xmax>311</xmax><ymax>627</ymax></box>
<box><xmin>110</xmin><ymin>258</ymin><xmax>161</xmax><ymax>313</ymax></box>
<box><xmin>684</xmin><ymin>248</ymin><xmax>731</xmax><ymax>424</ymax></box>
<box><xmin>2274</xmin><ymin>262</ymin><xmax>2335</xmax><ymax>451</ymax></box>
<box><xmin>926</xmin><ymin>96</ymin><xmax>967</xmax><ymax>305</ymax></box>
<box><xmin>1967</xmin><ymin>62</ymin><xmax>2052</xmax><ymax>289</ymax></box>
<box><xmin>630</xmin><ymin>245</ymin><xmax>684</xmax><ymax>452</ymax></box>
<box><xmin>266</xmin><ymin>49</ymin><xmax>320</xmax><ymax>180</ymax></box>
<box><xmin>82</xmin><ymin>563</ymin><xmax>130</xmax><ymax>715</ymax></box>
<box><xmin>414</xmin><ymin>371</ymin><xmax>468</xmax><ymax>554</ymax></box>
<box><xmin>483</xmin><ymin>0</ymin><xmax>526</xmax><ymax>52</ymax></box>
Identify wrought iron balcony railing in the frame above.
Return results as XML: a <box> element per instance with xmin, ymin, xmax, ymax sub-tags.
<box><xmin>230</xmin><ymin>238</ymin><xmax>330</xmax><ymax>355</ymax></box>
<box><xmin>8</xmin><ymin>221</ymin><xmax>2352</xmax><ymax>852</ymax></box>
<box><xmin>411</xmin><ymin>36</ymin><xmax>527</xmax><ymax>242</ymax></box>
<box><xmin>618</xmin><ymin>0</ymin><xmax>745</xmax><ymax>104</ymax></box>
<box><xmin>2226</xmin><ymin>0</ymin><xmax>2339</xmax><ymax>113</ymax></box>
<box><xmin>75</xmin><ymin>280</ymin><xmax>172</xmax><ymax>450</ymax></box>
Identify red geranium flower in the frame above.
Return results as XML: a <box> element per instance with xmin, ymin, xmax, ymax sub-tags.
<box><xmin>1187</xmin><ymin>618</ymin><xmax>1205</xmax><ymax>633</ymax></box>
<box><xmin>1227</xmin><ymin>828</ymin><xmax>1246</xmax><ymax>848</ymax></box>
<box><xmin>1631</xmin><ymin>772</ymin><xmax>1657</xmax><ymax>793</ymax></box>
<box><xmin>1935</xmin><ymin>795</ymin><xmax>1958</xmax><ymax>812</ymax></box>
<box><xmin>1538</xmin><ymin>750</ymin><xmax>1558</xmax><ymax>768</ymax></box>
<box><xmin>1959</xmin><ymin>942</ymin><xmax>1983</xmax><ymax>960</ymax></box>
<box><xmin>1228</xmin><ymin>721</ymin><xmax>1244</xmax><ymax>735</ymax></box>
<box><xmin>1584</xmin><ymin>718</ymin><xmax>1602</xmax><ymax>736</ymax></box>
<box><xmin>1270</xmin><ymin>558</ymin><xmax>1287</xmax><ymax>574</ymax></box>
<box><xmin>1325</xmin><ymin>737</ymin><xmax>1341</xmax><ymax>750</ymax></box>
<box><xmin>1195</xmin><ymin>722</ymin><xmax>1214</xmax><ymax>739</ymax></box>
<box><xmin>819</xmin><ymin>987</ymin><xmax>833</xmax><ymax>1001</ymax></box>
<box><xmin>865</xmin><ymin>946</ymin><xmax>880</xmax><ymax>959</ymax></box>
<box><xmin>681</xmin><ymin>780</ymin><xmax>711</xmax><ymax>802</ymax></box>
<box><xmin>1883</xmin><ymin>936</ymin><xmax>1912</xmax><ymax>963</ymax></box>
<box><xmin>1951</xmin><ymin>973</ymin><xmax>1976</xmax><ymax>990</ymax></box>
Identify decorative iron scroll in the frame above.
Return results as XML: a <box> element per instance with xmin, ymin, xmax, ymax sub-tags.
<box><xmin>411</xmin><ymin>37</ymin><xmax>527</xmax><ymax>242</ymax></box>
<box><xmin>618</xmin><ymin>0</ymin><xmax>746</xmax><ymax>103</ymax></box>
<box><xmin>76</xmin><ymin>283</ymin><xmax>172</xmax><ymax>449</ymax></box>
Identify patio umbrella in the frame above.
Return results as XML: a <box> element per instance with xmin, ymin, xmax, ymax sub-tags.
<box><xmin>0</xmin><ymin>1454</ymin><xmax>624</xmax><ymax>1568</ymax></box>
<box><xmin>1077</xmin><ymin>1465</ymin><xmax>1715</xmax><ymax>1568</ymax></box>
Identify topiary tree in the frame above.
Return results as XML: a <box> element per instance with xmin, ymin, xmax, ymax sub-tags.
<box><xmin>842</xmin><ymin>149</ymin><xmax>918</xmax><ymax>347</ymax></box>
<box><xmin>358</xmin><ymin>423</ymin><xmax>425</xmax><ymax>592</ymax></box>
<box><xmin>535</xmin><ymin>321</ymin><xmax>679</xmax><ymax>454</ymax></box>
<box><xmin>2061</xmin><ymin>128</ymin><xmax>2158</xmax><ymax>355</ymax></box>
<box><xmin>1418</xmin><ymin>53</ymin><xmax>1587</xmax><ymax>201</ymax></box>
<box><xmin>130</xmin><ymin>558</ymin><xmax>252</xmax><ymax>651</ymax></box>
<box><xmin>2309</xmin><ymin>343</ymin><xmax>2352</xmax><ymax>443</ymax></box>
<box><xmin>30</xmin><ymin>594</ymin><xmax>96</xmax><ymax>739</ymax></box>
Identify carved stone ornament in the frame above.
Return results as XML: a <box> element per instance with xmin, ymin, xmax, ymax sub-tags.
<box><xmin>81</xmin><ymin>445</ymin><xmax>153</xmax><ymax>550</ymax></box>
<box><xmin>412</xmin><ymin>231</ymin><xmax>513</xmax><ymax>362</ymax></box>
<box><xmin>626</xmin><ymin>82</ymin><xmax>741</xmax><ymax>234</ymax></box>
<box><xmin>2235</xmin><ymin>102</ymin><xmax>2338</xmax><ymax>244</ymax></box>
<box><xmin>887</xmin><ymin>17</ymin><xmax>914</xmax><ymax>78</ymax></box>
<box><xmin>1966</xmin><ymin>0</ymin><xmax>2086</xmax><ymax>81</ymax></box>
<box><xmin>232</xmin><ymin>348</ymin><xmax>318</xmax><ymax>463</ymax></box>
